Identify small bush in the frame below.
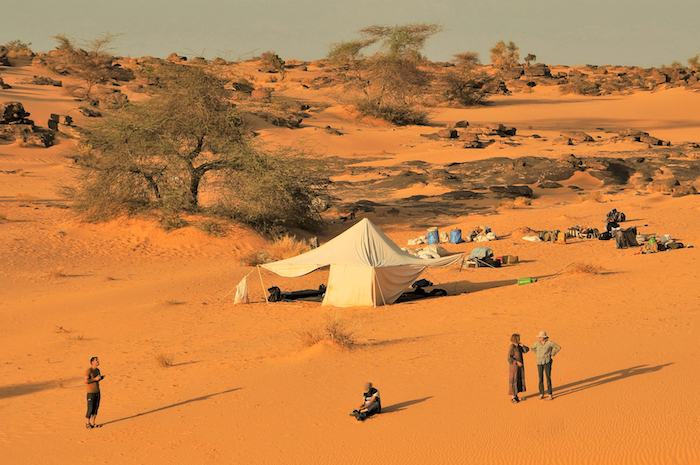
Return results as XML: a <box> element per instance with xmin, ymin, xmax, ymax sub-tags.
<box><xmin>49</xmin><ymin>267</ymin><xmax>67</xmax><ymax>278</ymax></box>
<box><xmin>155</xmin><ymin>353</ymin><xmax>174</xmax><ymax>368</ymax></box>
<box><xmin>267</xmin><ymin>235</ymin><xmax>310</xmax><ymax>261</ymax></box>
<box><xmin>3</xmin><ymin>40</ymin><xmax>34</xmax><ymax>58</ymax></box>
<box><xmin>495</xmin><ymin>196</ymin><xmax>531</xmax><ymax>209</ymax></box>
<box><xmin>298</xmin><ymin>311</ymin><xmax>357</xmax><ymax>348</ymax></box>
<box><xmin>239</xmin><ymin>251</ymin><xmax>269</xmax><ymax>266</ymax></box>
<box><xmin>577</xmin><ymin>191</ymin><xmax>605</xmax><ymax>202</ymax></box>
<box><xmin>562</xmin><ymin>78</ymin><xmax>600</xmax><ymax>96</ymax></box>
<box><xmin>160</xmin><ymin>214</ymin><xmax>188</xmax><ymax>231</ymax></box>
<box><xmin>568</xmin><ymin>261</ymin><xmax>605</xmax><ymax>274</ymax></box>
<box><xmin>198</xmin><ymin>220</ymin><xmax>227</xmax><ymax>237</ymax></box>
<box><xmin>354</xmin><ymin>98</ymin><xmax>429</xmax><ymax>126</ymax></box>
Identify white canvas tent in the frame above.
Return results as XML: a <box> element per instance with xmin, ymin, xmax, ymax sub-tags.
<box><xmin>261</xmin><ymin>218</ymin><xmax>463</xmax><ymax>307</ymax></box>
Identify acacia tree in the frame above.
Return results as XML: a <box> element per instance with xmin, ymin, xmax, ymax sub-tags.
<box><xmin>490</xmin><ymin>40</ymin><xmax>520</xmax><ymax>68</ymax></box>
<box><xmin>327</xmin><ymin>23</ymin><xmax>442</xmax><ymax>125</ymax></box>
<box><xmin>50</xmin><ymin>33</ymin><xmax>122</xmax><ymax>99</ymax></box>
<box><xmin>439</xmin><ymin>52</ymin><xmax>494</xmax><ymax>106</ymax></box>
<box><xmin>69</xmin><ymin>65</ymin><xmax>325</xmax><ymax>234</ymax></box>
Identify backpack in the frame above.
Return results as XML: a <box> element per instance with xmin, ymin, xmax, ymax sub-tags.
<box><xmin>613</xmin><ymin>227</ymin><xmax>638</xmax><ymax>249</ymax></box>
<box><xmin>606</xmin><ymin>209</ymin><xmax>626</xmax><ymax>223</ymax></box>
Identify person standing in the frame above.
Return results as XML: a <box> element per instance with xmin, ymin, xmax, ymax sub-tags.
<box><xmin>531</xmin><ymin>331</ymin><xmax>561</xmax><ymax>400</ymax></box>
<box><xmin>351</xmin><ymin>382</ymin><xmax>381</xmax><ymax>421</ymax></box>
<box><xmin>508</xmin><ymin>334</ymin><xmax>529</xmax><ymax>403</ymax></box>
<box><xmin>84</xmin><ymin>356</ymin><xmax>105</xmax><ymax>428</ymax></box>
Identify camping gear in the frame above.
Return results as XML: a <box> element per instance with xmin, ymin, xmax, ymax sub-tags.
<box><xmin>556</xmin><ymin>232</ymin><xmax>566</xmax><ymax>244</ymax></box>
<box><xmin>606</xmin><ymin>209</ymin><xmax>626</xmax><ymax>223</ymax></box>
<box><xmin>613</xmin><ymin>227</ymin><xmax>639</xmax><ymax>249</ymax></box>
<box><xmin>267</xmin><ymin>284</ymin><xmax>327</xmax><ymax>302</ymax></box>
<box><xmin>261</xmin><ymin>218</ymin><xmax>463</xmax><ymax>307</ymax></box>
<box><xmin>518</xmin><ymin>277</ymin><xmax>537</xmax><ymax>285</ymax></box>
<box><xmin>450</xmin><ymin>229</ymin><xmax>462</xmax><ymax>244</ymax></box>
<box><xmin>502</xmin><ymin>255</ymin><xmax>519</xmax><ymax>264</ymax></box>
<box><xmin>233</xmin><ymin>276</ymin><xmax>250</xmax><ymax>304</ymax></box>
<box><xmin>427</xmin><ymin>227</ymin><xmax>439</xmax><ymax>245</ymax></box>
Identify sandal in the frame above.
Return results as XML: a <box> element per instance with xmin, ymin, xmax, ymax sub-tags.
<box><xmin>85</xmin><ymin>423</ymin><xmax>93</xmax><ymax>429</ymax></box>
<box><xmin>511</xmin><ymin>397</ymin><xmax>519</xmax><ymax>403</ymax></box>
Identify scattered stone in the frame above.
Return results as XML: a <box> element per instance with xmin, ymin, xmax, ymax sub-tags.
<box><xmin>1</xmin><ymin>102</ymin><xmax>33</xmax><ymax>124</ymax></box>
<box><xmin>0</xmin><ymin>77</ymin><xmax>10</xmax><ymax>89</ymax></box>
<box><xmin>441</xmin><ymin>190</ymin><xmax>483</xmax><ymax>200</ymax></box>
<box><xmin>672</xmin><ymin>185</ymin><xmax>698</xmax><ymax>196</ymax></box>
<box><xmin>78</xmin><ymin>106</ymin><xmax>102</xmax><ymax>117</ymax></box>
<box><xmin>21</xmin><ymin>76</ymin><xmax>62</xmax><ymax>87</ymax></box>
<box><xmin>454</xmin><ymin>120</ymin><xmax>469</xmax><ymax>128</ymax></box>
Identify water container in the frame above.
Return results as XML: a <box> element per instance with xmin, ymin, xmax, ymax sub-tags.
<box><xmin>450</xmin><ymin>229</ymin><xmax>462</xmax><ymax>244</ymax></box>
<box><xmin>427</xmin><ymin>227</ymin><xmax>439</xmax><ymax>245</ymax></box>
<box><xmin>517</xmin><ymin>277</ymin><xmax>537</xmax><ymax>285</ymax></box>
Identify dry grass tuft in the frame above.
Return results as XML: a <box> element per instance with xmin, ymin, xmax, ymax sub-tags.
<box><xmin>298</xmin><ymin>311</ymin><xmax>358</xmax><ymax>349</ymax></box>
<box><xmin>54</xmin><ymin>378</ymin><xmax>65</xmax><ymax>388</ymax></box>
<box><xmin>162</xmin><ymin>299</ymin><xmax>185</xmax><ymax>306</ymax></box>
<box><xmin>629</xmin><ymin>203</ymin><xmax>651</xmax><ymax>209</ymax></box>
<box><xmin>155</xmin><ymin>353</ymin><xmax>175</xmax><ymax>368</ymax></box>
<box><xmin>567</xmin><ymin>261</ymin><xmax>605</xmax><ymax>275</ymax></box>
<box><xmin>49</xmin><ymin>267</ymin><xmax>67</xmax><ymax>278</ymax></box>
<box><xmin>239</xmin><ymin>251</ymin><xmax>269</xmax><ymax>267</ymax></box>
<box><xmin>16</xmin><ymin>169</ymin><xmax>27</xmax><ymax>177</ymax></box>
<box><xmin>577</xmin><ymin>191</ymin><xmax>605</xmax><ymax>203</ymax></box>
<box><xmin>15</xmin><ymin>193</ymin><xmax>39</xmax><ymax>204</ymax></box>
<box><xmin>267</xmin><ymin>235</ymin><xmax>310</xmax><ymax>261</ymax></box>
<box><xmin>495</xmin><ymin>197</ymin><xmax>532</xmax><ymax>209</ymax></box>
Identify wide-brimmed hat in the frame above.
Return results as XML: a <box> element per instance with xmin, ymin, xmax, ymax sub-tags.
<box><xmin>537</xmin><ymin>331</ymin><xmax>548</xmax><ymax>338</ymax></box>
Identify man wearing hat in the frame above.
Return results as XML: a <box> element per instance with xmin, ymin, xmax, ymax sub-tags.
<box><xmin>531</xmin><ymin>331</ymin><xmax>561</xmax><ymax>400</ymax></box>
<box><xmin>351</xmin><ymin>382</ymin><xmax>381</xmax><ymax>421</ymax></box>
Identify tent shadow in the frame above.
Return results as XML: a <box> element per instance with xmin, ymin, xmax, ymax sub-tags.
<box><xmin>522</xmin><ymin>363</ymin><xmax>674</xmax><ymax>400</ymax></box>
<box><xmin>100</xmin><ymin>387</ymin><xmax>242</xmax><ymax>426</ymax></box>
<box><xmin>445</xmin><ymin>278</ymin><xmax>518</xmax><ymax>295</ymax></box>
<box><xmin>382</xmin><ymin>396</ymin><xmax>433</xmax><ymax>413</ymax></box>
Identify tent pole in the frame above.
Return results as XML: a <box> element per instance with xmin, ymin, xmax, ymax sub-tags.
<box><xmin>257</xmin><ymin>266</ymin><xmax>270</xmax><ymax>305</ymax></box>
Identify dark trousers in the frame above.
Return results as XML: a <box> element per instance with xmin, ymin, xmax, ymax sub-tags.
<box><xmin>537</xmin><ymin>361</ymin><xmax>553</xmax><ymax>395</ymax></box>
<box><xmin>86</xmin><ymin>392</ymin><xmax>101</xmax><ymax>418</ymax></box>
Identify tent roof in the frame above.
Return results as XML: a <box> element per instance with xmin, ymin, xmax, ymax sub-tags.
<box><xmin>261</xmin><ymin>218</ymin><xmax>463</xmax><ymax>278</ymax></box>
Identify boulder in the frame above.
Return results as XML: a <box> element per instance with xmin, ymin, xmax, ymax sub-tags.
<box><xmin>459</xmin><ymin>132</ymin><xmax>479</xmax><ymax>142</ymax></box>
<box><xmin>437</xmin><ymin>128</ymin><xmax>457</xmax><ymax>139</ymax></box>
<box><xmin>251</xmin><ymin>88</ymin><xmax>272</xmax><ymax>100</ymax></box>
<box><xmin>1</xmin><ymin>102</ymin><xmax>32</xmax><ymax>124</ymax></box>
<box><xmin>454</xmin><ymin>120</ymin><xmax>469</xmax><ymax>128</ymax></box>
<box><xmin>0</xmin><ymin>46</ymin><xmax>10</xmax><ymax>66</ymax></box>
<box><xmin>672</xmin><ymin>185</ymin><xmax>698</xmax><ymax>196</ymax></box>
<box><xmin>167</xmin><ymin>52</ymin><xmax>187</xmax><ymax>63</ymax></box>
<box><xmin>467</xmin><ymin>123</ymin><xmax>505</xmax><ymax>135</ymax></box>
<box><xmin>619</xmin><ymin>128</ymin><xmax>649</xmax><ymax>138</ymax></box>
<box><xmin>0</xmin><ymin>77</ymin><xmax>10</xmax><ymax>89</ymax></box>
<box><xmin>523</xmin><ymin>64</ymin><xmax>551</xmax><ymax>77</ymax></box>
<box><xmin>552</xmin><ymin>137</ymin><xmax>572</xmax><ymax>145</ymax></box>
<box><xmin>560</xmin><ymin>131</ymin><xmax>593</xmax><ymax>143</ymax></box>
<box><xmin>50</xmin><ymin>114</ymin><xmax>73</xmax><ymax>125</ymax></box>
<box><xmin>538</xmin><ymin>181</ymin><xmax>563</xmax><ymax>189</ymax></box>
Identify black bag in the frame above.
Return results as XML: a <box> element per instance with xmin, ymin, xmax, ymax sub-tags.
<box><xmin>480</xmin><ymin>257</ymin><xmax>502</xmax><ymax>268</ymax></box>
<box><xmin>598</xmin><ymin>231</ymin><xmax>613</xmax><ymax>241</ymax></box>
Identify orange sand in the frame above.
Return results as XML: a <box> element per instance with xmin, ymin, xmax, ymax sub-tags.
<box><xmin>1</xmin><ymin>60</ymin><xmax>699</xmax><ymax>464</ymax></box>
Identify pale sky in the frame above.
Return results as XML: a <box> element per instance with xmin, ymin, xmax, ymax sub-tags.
<box><xmin>3</xmin><ymin>0</ymin><xmax>699</xmax><ymax>67</ymax></box>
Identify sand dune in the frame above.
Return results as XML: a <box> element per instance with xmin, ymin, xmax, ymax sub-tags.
<box><xmin>1</xmin><ymin>59</ymin><xmax>699</xmax><ymax>464</ymax></box>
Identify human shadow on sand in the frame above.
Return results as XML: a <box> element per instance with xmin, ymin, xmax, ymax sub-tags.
<box><xmin>101</xmin><ymin>387</ymin><xmax>241</xmax><ymax>426</ymax></box>
<box><xmin>523</xmin><ymin>363</ymin><xmax>674</xmax><ymax>400</ymax></box>
<box><xmin>382</xmin><ymin>396</ymin><xmax>433</xmax><ymax>413</ymax></box>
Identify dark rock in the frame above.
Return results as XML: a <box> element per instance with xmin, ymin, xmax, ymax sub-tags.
<box><xmin>0</xmin><ymin>77</ymin><xmax>10</xmax><ymax>89</ymax></box>
<box><xmin>523</xmin><ymin>64</ymin><xmax>551</xmax><ymax>77</ymax></box>
<box><xmin>672</xmin><ymin>185</ymin><xmax>698</xmax><ymax>196</ymax></box>
<box><xmin>489</xmin><ymin>185</ymin><xmax>534</xmax><ymax>198</ymax></box>
<box><xmin>458</xmin><ymin>132</ymin><xmax>479</xmax><ymax>142</ymax></box>
<box><xmin>0</xmin><ymin>102</ymin><xmax>32</xmax><ymax>124</ymax></box>
<box><xmin>552</xmin><ymin>137</ymin><xmax>573</xmax><ymax>145</ymax></box>
<box><xmin>441</xmin><ymin>190</ymin><xmax>483</xmax><ymax>200</ymax></box>
<box><xmin>454</xmin><ymin>120</ymin><xmax>469</xmax><ymax>128</ymax></box>
<box><xmin>538</xmin><ymin>181</ymin><xmax>563</xmax><ymax>189</ymax></box>
<box><xmin>78</xmin><ymin>106</ymin><xmax>102</xmax><ymax>117</ymax></box>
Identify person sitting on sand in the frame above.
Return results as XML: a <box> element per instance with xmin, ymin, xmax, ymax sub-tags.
<box><xmin>351</xmin><ymin>382</ymin><xmax>381</xmax><ymax>421</ymax></box>
<box><xmin>84</xmin><ymin>356</ymin><xmax>105</xmax><ymax>428</ymax></box>
<box><xmin>508</xmin><ymin>333</ymin><xmax>529</xmax><ymax>403</ymax></box>
<box><xmin>531</xmin><ymin>331</ymin><xmax>561</xmax><ymax>400</ymax></box>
